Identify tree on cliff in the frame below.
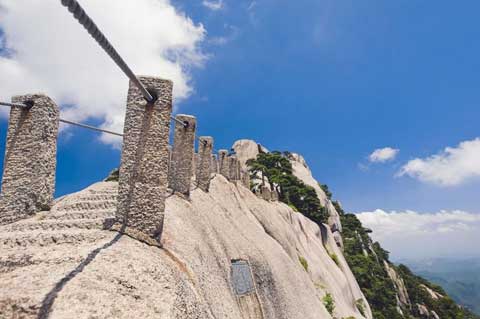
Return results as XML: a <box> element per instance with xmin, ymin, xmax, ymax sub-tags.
<box><xmin>247</xmin><ymin>152</ymin><xmax>328</xmax><ymax>225</ymax></box>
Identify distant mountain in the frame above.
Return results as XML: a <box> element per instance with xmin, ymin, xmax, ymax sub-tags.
<box><xmin>398</xmin><ymin>257</ymin><xmax>480</xmax><ymax>315</ymax></box>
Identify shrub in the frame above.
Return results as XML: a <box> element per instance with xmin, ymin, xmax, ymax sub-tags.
<box><xmin>329</xmin><ymin>253</ymin><xmax>340</xmax><ymax>267</ymax></box>
<box><xmin>356</xmin><ymin>299</ymin><xmax>366</xmax><ymax>317</ymax></box>
<box><xmin>298</xmin><ymin>256</ymin><xmax>308</xmax><ymax>272</ymax></box>
<box><xmin>247</xmin><ymin>152</ymin><xmax>328</xmax><ymax>224</ymax></box>
<box><xmin>319</xmin><ymin>183</ymin><xmax>332</xmax><ymax>199</ymax></box>
<box><xmin>105</xmin><ymin>168</ymin><xmax>119</xmax><ymax>182</ymax></box>
<box><xmin>322</xmin><ymin>293</ymin><xmax>335</xmax><ymax>315</ymax></box>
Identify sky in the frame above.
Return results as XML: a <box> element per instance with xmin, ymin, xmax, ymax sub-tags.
<box><xmin>0</xmin><ymin>0</ymin><xmax>479</xmax><ymax>260</ymax></box>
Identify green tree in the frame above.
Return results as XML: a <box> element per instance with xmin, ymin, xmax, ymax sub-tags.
<box><xmin>247</xmin><ymin>152</ymin><xmax>328</xmax><ymax>224</ymax></box>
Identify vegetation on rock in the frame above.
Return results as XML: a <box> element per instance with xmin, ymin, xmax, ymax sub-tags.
<box><xmin>299</xmin><ymin>256</ymin><xmax>309</xmax><ymax>272</ymax></box>
<box><xmin>247</xmin><ymin>150</ymin><xmax>479</xmax><ymax>319</ymax></box>
<box><xmin>322</xmin><ymin>293</ymin><xmax>335</xmax><ymax>315</ymax></box>
<box><xmin>335</xmin><ymin>200</ymin><xmax>479</xmax><ymax>319</ymax></box>
<box><xmin>247</xmin><ymin>151</ymin><xmax>328</xmax><ymax>224</ymax></box>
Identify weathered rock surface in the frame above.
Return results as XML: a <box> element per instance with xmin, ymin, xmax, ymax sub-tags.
<box><xmin>384</xmin><ymin>261</ymin><xmax>411</xmax><ymax>314</ymax></box>
<box><xmin>0</xmin><ymin>175</ymin><xmax>371</xmax><ymax>319</ymax></box>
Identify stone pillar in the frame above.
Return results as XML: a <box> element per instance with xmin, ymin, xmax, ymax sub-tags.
<box><xmin>218</xmin><ymin>150</ymin><xmax>229</xmax><ymax>179</ymax></box>
<box><xmin>193</xmin><ymin>153</ymin><xmax>200</xmax><ymax>177</ymax></box>
<box><xmin>196</xmin><ymin>136</ymin><xmax>213</xmax><ymax>192</ymax></box>
<box><xmin>242</xmin><ymin>170</ymin><xmax>251</xmax><ymax>189</ymax></box>
<box><xmin>210</xmin><ymin>154</ymin><xmax>218</xmax><ymax>175</ymax></box>
<box><xmin>261</xmin><ymin>185</ymin><xmax>272</xmax><ymax>201</ymax></box>
<box><xmin>170</xmin><ymin>114</ymin><xmax>196</xmax><ymax>197</ymax></box>
<box><xmin>236</xmin><ymin>160</ymin><xmax>241</xmax><ymax>180</ymax></box>
<box><xmin>228</xmin><ymin>156</ymin><xmax>238</xmax><ymax>181</ymax></box>
<box><xmin>115</xmin><ymin>76</ymin><xmax>172</xmax><ymax>245</ymax></box>
<box><xmin>271</xmin><ymin>189</ymin><xmax>279</xmax><ymax>201</ymax></box>
<box><xmin>0</xmin><ymin>94</ymin><xmax>59</xmax><ymax>225</ymax></box>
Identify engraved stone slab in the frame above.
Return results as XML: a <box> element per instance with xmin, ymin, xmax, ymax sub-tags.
<box><xmin>231</xmin><ymin>260</ymin><xmax>255</xmax><ymax>296</ymax></box>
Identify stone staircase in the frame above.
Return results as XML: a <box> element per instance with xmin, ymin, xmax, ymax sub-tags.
<box><xmin>0</xmin><ymin>181</ymin><xmax>118</xmax><ymax>271</ymax></box>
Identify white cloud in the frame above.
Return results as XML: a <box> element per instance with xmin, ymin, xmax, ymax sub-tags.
<box><xmin>0</xmin><ymin>0</ymin><xmax>206</xmax><ymax>147</ymax></box>
<box><xmin>368</xmin><ymin>147</ymin><xmax>399</xmax><ymax>163</ymax></box>
<box><xmin>356</xmin><ymin>209</ymin><xmax>480</xmax><ymax>259</ymax></box>
<box><xmin>398</xmin><ymin>138</ymin><xmax>480</xmax><ymax>186</ymax></box>
<box><xmin>202</xmin><ymin>0</ymin><xmax>224</xmax><ymax>11</ymax></box>
<box><xmin>247</xmin><ymin>1</ymin><xmax>257</xmax><ymax>11</ymax></box>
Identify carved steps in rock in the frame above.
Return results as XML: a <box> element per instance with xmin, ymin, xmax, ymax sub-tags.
<box><xmin>0</xmin><ymin>254</ymin><xmax>85</xmax><ymax>274</ymax></box>
<box><xmin>54</xmin><ymin>200</ymin><xmax>117</xmax><ymax>212</ymax></box>
<box><xmin>0</xmin><ymin>229</ymin><xmax>111</xmax><ymax>248</ymax></box>
<box><xmin>1</xmin><ymin>218</ymin><xmax>106</xmax><ymax>233</ymax></box>
<box><xmin>42</xmin><ymin>209</ymin><xmax>114</xmax><ymax>221</ymax></box>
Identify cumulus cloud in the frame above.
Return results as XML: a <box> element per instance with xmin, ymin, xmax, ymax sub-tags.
<box><xmin>202</xmin><ymin>0</ymin><xmax>224</xmax><ymax>11</ymax></box>
<box><xmin>356</xmin><ymin>209</ymin><xmax>480</xmax><ymax>259</ymax></box>
<box><xmin>398</xmin><ymin>138</ymin><xmax>480</xmax><ymax>186</ymax></box>
<box><xmin>0</xmin><ymin>0</ymin><xmax>205</xmax><ymax>147</ymax></box>
<box><xmin>368</xmin><ymin>147</ymin><xmax>399</xmax><ymax>163</ymax></box>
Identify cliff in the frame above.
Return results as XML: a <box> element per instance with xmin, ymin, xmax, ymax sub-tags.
<box><xmin>233</xmin><ymin>139</ymin><xmax>479</xmax><ymax>319</ymax></box>
<box><xmin>0</xmin><ymin>169</ymin><xmax>370</xmax><ymax>318</ymax></box>
<box><xmin>1</xmin><ymin>139</ymin><xmax>476</xmax><ymax>319</ymax></box>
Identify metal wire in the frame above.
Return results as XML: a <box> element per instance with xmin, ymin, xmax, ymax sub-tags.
<box><xmin>0</xmin><ymin>101</ymin><xmax>123</xmax><ymax>136</ymax></box>
<box><xmin>60</xmin><ymin>0</ymin><xmax>155</xmax><ymax>103</ymax></box>
<box><xmin>59</xmin><ymin>119</ymin><xmax>123</xmax><ymax>137</ymax></box>
<box><xmin>0</xmin><ymin>101</ymin><xmax>30</xmax><ymax>108</ymax></box>
<box><xmin>170</xmin><ymin>116</ymin><xmax>188</xmax><ymax>128</ymax></box>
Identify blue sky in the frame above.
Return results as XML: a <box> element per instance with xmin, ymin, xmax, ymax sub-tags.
<box><xmin>174</xmin><ymin>0</ymin><xmax>480</xmax><ymax>213</ymax></box>
<box><xmin>0</xmin><ymin>0</ymin><xmax>479</xmax><ymax>258</ymax></box>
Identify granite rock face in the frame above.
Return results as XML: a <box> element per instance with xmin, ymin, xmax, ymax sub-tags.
<box><xmin>0</xmin><ymin>94</ymin><xmax>59</xmax><ymax>225</ymax></box>
<box><xmin>384</xmin><ymin>260</ymin><xmax>411</xmax><ymax>314</ymax></box>
<box><xmin>0</xmin><ymin>175</ymin><xmax>371</xmax><ymax>319</ymax></box>
<box><xmin>233</xmin><ymin>140</ymin><xmax>345</xmax><ymax>249</ymax></box>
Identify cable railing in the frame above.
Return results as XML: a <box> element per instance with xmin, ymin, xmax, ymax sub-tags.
<box><xmin>60</xmin><ymin>0</ymin><xmax>155</xmax><ymax>103</ymax></box>
<box><xmin>1</xmin><ymin>101</ymin><xmax>213</xmax><ymax>149</ymax></box>
<box><xmin>1</xmin><ymin>0</ymin><xmax>219</xmax><ymax>148</ymax></box>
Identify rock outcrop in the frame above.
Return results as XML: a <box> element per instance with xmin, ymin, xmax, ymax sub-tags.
<box><xmin>233</xmin><ymin>140</ymin><xmax>344</xmax><ymax>249</ymax></box>
<box><xmin>384</xmin><ymin>261</ymin><xmax>411</xmax><ymax>314</ymax></box>
<box><xmin>0</xmin><ymin>172</ymin><xmax>371</xmax><ymax>318</ymax></box>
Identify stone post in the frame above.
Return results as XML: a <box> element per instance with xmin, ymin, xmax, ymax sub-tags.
<box><xmin>236</xmin><ymin>160</ymin><xmax>241</xmax><ymax>180</ymax></box>
<box><xmin>241</xmin><ymin>170</ymin><xmax>251</xmax><ymax>189</ymax></box>
<box><xmin>210</xmin><ymin>154</ymin><xmax>218</xmax><ymax>175</ymax></box>
<box><xmin>261</xmin><ymin>185</ymin><xmax>272</xmax><ymax>201</ymax></box>
<box><xmin>193</xmin><ymin>153</ymin><xmax>200</xmax><ymax>177</ymax></box>
<box><xmin>218</xmin><ymin>150</ymin><xmax>229</xmax><ymax>179</ymax></box>
<box><xmin>170</xmin><ymin>114</ymin><xmax>196</xmax><ymax>197</ymax></box>
<box><xmin>271</xmin><ymin>189</ymin><xmax>279</xmax><ymax>201</ymax></box>
<box><xmin>0</xmin><ymin>94</ymin><xmax>59</xmax><ymax>225</ymax></box>
<box><xmin>196</xmin><ymin>136</ymin><xmax>213</xmax><ymax>192</ymax></box>
<box><xmin>229</xmin><ymin>156</ymin><xmax>239</xmax><ymax>181</ymax></box>
<box><xmin>115</xmin><ymin>76</ymin><xmax>172</xmax><ymax>245</ymax></box>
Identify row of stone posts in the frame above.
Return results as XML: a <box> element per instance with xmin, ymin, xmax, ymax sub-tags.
<box><xmin>0</xmin><ymin>76</ymin><xmax>250</xmax><ymax>245</ymax></box>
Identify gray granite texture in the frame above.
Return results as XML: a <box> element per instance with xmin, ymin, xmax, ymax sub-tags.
<box><xmin>0</xmin><ymin>94</ymin><xmax>59</xmax><ymax>225</ymax></box>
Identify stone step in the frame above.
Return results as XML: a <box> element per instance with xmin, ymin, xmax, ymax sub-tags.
<box><xmin>0</xmin><ymin>254</ymin><xmax>84</xmax><ymax>274</ymax></box>
<box><xmin>43</xmin><ymin>210</ymin><xmax>114</xmax><ymax>221</ymax></box>
<box><xmin>73</xmin><ymin>194</ymin><xmax>117</xmax><ymax>202</ymax></box>
<box><xmin>2</xmin><ymin>218</ymin><xmax>106</xmax><ymax>233</ymax></box>
<box><xmin>54</xmin><ymin>200</ymin><xmax>117</xmax><ymax>212</ymax></box>
<box><xmin>0</xmin><ymin>229</ymin><xmax>110</xmax><ymax>248</ymax></box>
